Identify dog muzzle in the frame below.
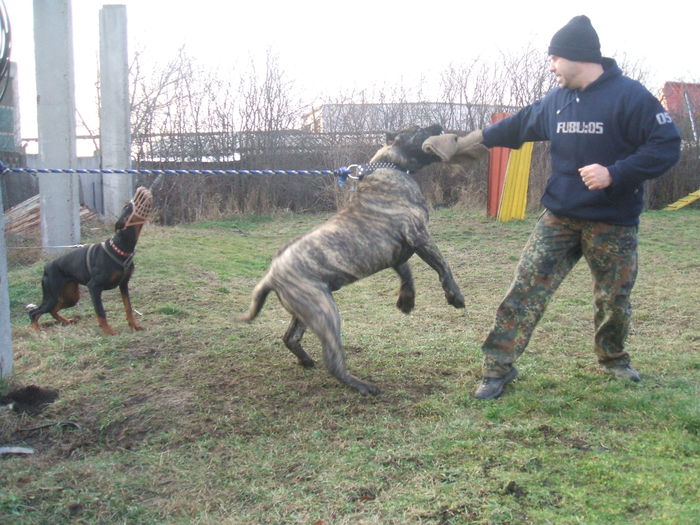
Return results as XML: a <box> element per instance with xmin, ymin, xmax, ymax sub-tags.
<box><xmin>124</xmin><ymin>186</ymin><xmax>155</xmax><ymax>227</ymax></box>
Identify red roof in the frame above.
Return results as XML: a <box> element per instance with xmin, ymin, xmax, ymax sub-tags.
<box><xmin>661</xmin><ymin>82</ymin><xmax>700</xmax><ymax>120</ymax></box>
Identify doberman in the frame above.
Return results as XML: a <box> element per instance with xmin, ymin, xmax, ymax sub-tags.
<box><xmin>27</xmin><ymin>187</ymin><xmax>153</xmax><ymax>335</ymax></box>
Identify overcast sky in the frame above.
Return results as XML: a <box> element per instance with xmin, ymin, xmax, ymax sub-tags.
<box><xmin>5</xmin><ymin>0</ymin><xmax>697</xmax><ymax>142</ymax></box>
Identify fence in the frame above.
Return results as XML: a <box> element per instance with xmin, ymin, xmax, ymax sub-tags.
<box><xmin>2</xmin><ymin>131</ymin><xmax>699</xmax><ymax>224</ymax></box>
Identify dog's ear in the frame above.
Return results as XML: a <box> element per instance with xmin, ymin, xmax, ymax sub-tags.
<box><xmin>115</xmin><ymin>202</ymin><xmax>132</xmax><ymax>231</ymax></box>
<box><xmin>385</xmin><ymin>132</ymin><xmax>397</xmax><ymax>145</ymax></box>
<box><xmin>425</xmin><ymin>124</ymin><xmax>444</xmax><ymax>137</ymax></box>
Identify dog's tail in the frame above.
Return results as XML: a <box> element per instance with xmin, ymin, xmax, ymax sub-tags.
<box><xmin>235</xmin><ymin>276</ymin><xmax>273</xmax><ymax>323</ymax></box>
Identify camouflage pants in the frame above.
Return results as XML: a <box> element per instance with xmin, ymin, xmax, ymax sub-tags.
<box><xmin>482</xmin><ymin>210</ymin><xmax>639</xmax><ymax>377</ymax></box>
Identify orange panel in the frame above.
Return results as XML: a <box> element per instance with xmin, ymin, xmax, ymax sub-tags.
<box><xmin>487</xmin><ymin>113</ymin><xmax>511</xmax><ymax>217</ymax></box>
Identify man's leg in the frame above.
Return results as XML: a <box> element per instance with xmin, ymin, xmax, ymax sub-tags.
<box><xmin>582</xmin><ymin>221</ymin><xmax>640</xmax><ymax>380</ymax></box>
<box><xmin>476</xmin><ymin>212</ymin><xmax>582</xmax><ymax>398</ymax></box>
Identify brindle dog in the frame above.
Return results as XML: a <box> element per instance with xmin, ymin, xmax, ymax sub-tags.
<box><xmin>236</xmin><ymin>124</ymin><xmax>465</xmax><ymax>394</ymax></box>
<box><xmin>27</xmin><ymin>191</ymin><xmax>150</xmax><ymax>335</ymax></box>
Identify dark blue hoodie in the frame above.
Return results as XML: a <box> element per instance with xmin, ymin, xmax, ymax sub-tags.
<box><xmin>482</xmin><ymin>58</ymin><xmax>681</xmax><ymax>225</ymax></box>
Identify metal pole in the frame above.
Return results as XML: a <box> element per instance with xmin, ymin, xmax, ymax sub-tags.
<box><xmin>0</xmin><ymin>177</ymin><xmax>12</xmax><ymax>378</ymax></box>
<box><xmin>683</xmin><ymin>91</ymin><xmax>698</xmax><ymax>142</ymax></box>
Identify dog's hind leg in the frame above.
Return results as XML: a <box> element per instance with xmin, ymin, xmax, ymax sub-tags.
<box><xmin>28</xmin><ymin>269</ymin><xmax>65</xmax><ymax>330</ymax></box>
<box><xmin>414</xmin><ymin>238</ymin><xmax>465</xmax><ymax>309</ymax></box>
<box><xmin>283</xmin><ymin>317</ymin><xmax>315</xmax><ymax>368</ymax></box>
<box><xmin>28</xmin><ymin>294</ymin><xmax>55</xmax><ymax>331</ymax></box>
<box><xmin>394</xmin><ymin>262</ymin><xmax>415</xmax><ymax>314</ymax></box>
<box><xmin>278</xmin><ymin>286</ymin><xmax>380</xmax><ymax>395</ymax></box>
<box><xmin>28</xmin><ymin>300</ymin><xmax>52</xmax><ymax>330</ymax></box>
<box><xmin>50</xmin><ymin>281</ymin><xmax>80</xmax><ymax>324</ymax></box>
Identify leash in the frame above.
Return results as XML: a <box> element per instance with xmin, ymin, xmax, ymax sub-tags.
<box><xmin>2</xmin><ymin>161</ymin><xmax>399</xmax><ymax>244</ymax></box>
<box><xmin>0</xmin><ymin>160</ymin><xmax>356</xmax><ymax>193</ymax></box>
<box><xmin>0</xmin><ymin>165</ymin><xmax>353</xmax><ymax>178</ymax></box>
<box><xmin>0</xmin><ymin>161</ymin><xmax>389</xmax><ymax>191</ymax></box>
<box><xmin>2</xmin><ymin>162</ymin><xmax>398</xmax><ymax>245</ymax></box>
<box><xmin>7</xmin><ymin>244</ymin><xmax>86</xmax><ymax>250</ymax></box>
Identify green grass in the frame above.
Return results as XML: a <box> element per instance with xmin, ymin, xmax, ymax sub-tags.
<box><xmin>2</xmin><ymin>208</ymin><xmax>699</xmax><ymax>524</ymax></box>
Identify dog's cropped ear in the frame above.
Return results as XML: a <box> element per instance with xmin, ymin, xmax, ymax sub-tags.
<box><xmin>114</xmin><ymin>202</ymin><xmax>132</xmax><ymax>231</ymax></box>
<box><xmin>425</xmin><ymin>124</ymin><xmax>444</xmax><ymax>137</ymax></box>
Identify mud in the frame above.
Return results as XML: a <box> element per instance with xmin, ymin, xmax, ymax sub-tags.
<box><xmin>0</xmin><ymin>385</ymin><xmax>59</xmax><ymax>414</ymax></box>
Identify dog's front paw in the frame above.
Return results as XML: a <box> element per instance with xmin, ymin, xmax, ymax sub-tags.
<box><xmin>356</xmin><ymin>382</ymin><xmax>381</xmax><ymax>396</ymax></box>
<box><xmin>396</xmin><ymin>292</ymin><xmax>415</xmax><ymax>314</ymax></box>
<box><xmin>346</xmin><ymin>375</ymin><xmax>381</xmax><ymax>395</ymax></box>
<box><xmin>446</xmin><ymin>290</ymin><xmax>465</xmax><ymax>309</ymax></box>
<box><xmin>298</xmin><ymin>356</ymin><xmax>316</xmax><ymax>368</ymax></box>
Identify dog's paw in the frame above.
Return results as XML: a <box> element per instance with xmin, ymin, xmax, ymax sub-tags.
<box><xmin>298</xmin><ymin>357</ymin><xmax>316</xmax><ymax>368</ymax></box>
<box><xmin>396</xmin><ymin>293</ymin><xmax>415</xmax><ymax>314</ymax></box>
<box><xmin>357</xmin><ymin>383</ymin><xmax>381</xmax><ymax>396</ymax></box>
<box><xmin>447</xmin><ymin>291</ymin><xmax>465</xmax><ymax>309</ymax></box>
<box><xmin>346</xmin><ymin>376</ymin><xmax>381</xmax><ymax>395</ymax></box>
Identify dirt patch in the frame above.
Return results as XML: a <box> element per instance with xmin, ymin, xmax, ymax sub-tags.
<box><xmin>503</xmin><ymin>480</ymin><xmax>527</xmax><ymax>498</ymax></box>
<box><xmin>0</xmin><ymin>385</ymin><xmax>59</xmax><ymax>415</ymax></box>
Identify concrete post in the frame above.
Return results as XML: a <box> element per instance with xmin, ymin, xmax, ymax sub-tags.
<box><xmin>33</xmin><ymin>0</ymin><xmax>80</xmax><ymax>255</ymax></box>
<box><xmin>0</xmin><ymin>182</ymin><xmax>11</xmax><ymax>378</ymax></box>
<box><xmin>0</xmin><ymin>63</ymin><xmax>21</xmax><ymax>379</ymax></box>
<box><xmin>100</xmin><ymin>5</ymin><xmax>132</xmax><ymax>220</ymax></box>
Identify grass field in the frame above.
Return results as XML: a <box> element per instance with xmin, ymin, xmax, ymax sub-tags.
<box><xmin>2</xmin><ymin>207</ymin><xmax>699</xmax><ymax>524</ymax></box>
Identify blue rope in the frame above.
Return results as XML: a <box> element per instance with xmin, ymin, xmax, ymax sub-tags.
<box><xmin>0</xmin><ymin>164</ymin><xmax>352</xmax><ymax>177</ymax></box>
<box><xmin>0</xmin><ymin>161</ymin><xmax>353</xmax><ymax>188</ymax></box>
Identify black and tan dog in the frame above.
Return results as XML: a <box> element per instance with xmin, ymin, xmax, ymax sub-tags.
<box><xmin>27</xmin><ymin>187</ymin><xmax>153</xmax><ymax>335</ymax></box>
<box><xmin>236</xmin><ymin>124</ymin><xmax>465</xmax><ymax>394</ymax></box>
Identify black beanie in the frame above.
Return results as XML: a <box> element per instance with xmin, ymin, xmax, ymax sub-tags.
<box><xmin>548</xmin><ymin>15</ymin><xmax>602</xmax><ymax>63</ymax></box>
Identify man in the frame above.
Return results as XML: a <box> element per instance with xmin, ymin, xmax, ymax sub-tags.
<box><xmin>424</xmin><ymin>15</ymin><xmax>681</xmax><ymax>399</ymax></box>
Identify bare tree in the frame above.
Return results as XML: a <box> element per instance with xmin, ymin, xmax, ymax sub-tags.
<box><xmin>614</xmin><ymin>52</ymin><xmax>650</xmax><ymax>85</ymax></box>
<box><xmin>129</xmin><ymin>48</ymin><xmax>191</xmax><ymax>162</ymax></box>
<box><xmin>499</xmin><ymin>45</ymin><xmax>557</xmax><ymax>107</ymax></box>
<box><xmin>238</xmin><ymin>50</ymin><xmax>298</xmax><ymax>133</ymax></box>
<box><xmin>122</xmin><ymin>41</ymin><xmax>692</xmax><ymax>221</ymax></box>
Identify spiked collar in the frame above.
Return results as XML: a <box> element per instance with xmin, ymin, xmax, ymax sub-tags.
<box><xmin>86</xmin><ymin>240</ymin><xmax>134</xmax><ymax>279</ymax></box>
<box><xmin>348</xmin><ymin>162</ymin><xmax>405</xmax><ymax>180</ymax></box>
<box><xmin>107</xmin><ymin>238</ymin><xmax>134</xmax><ymax>260</ymax></box>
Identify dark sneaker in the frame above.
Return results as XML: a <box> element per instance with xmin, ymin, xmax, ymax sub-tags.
<box><xmin>474</xmin><ymin>367</ymin><xmax>518</xmax><ymax>399</ymax></box>
<box><xmin>602</xmin><ymin>364</ymin><xmax>641</xmax><ymax>382</ymax></box>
